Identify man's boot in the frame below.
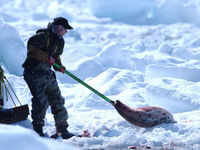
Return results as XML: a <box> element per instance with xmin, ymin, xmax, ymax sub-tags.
<box><xmin>33</xmin><ymin>124</ymin><xmax>45</xmax><ymax>137</ymax></box>
<box><xmin>51</xmin><ymin>125</ymin><xmax>74</xmax><ymax>139</ymax></box>
<box><xmin>58</xmin><ymin>128</ymin><xmax>74</xmax><ymax>139</ymax></box>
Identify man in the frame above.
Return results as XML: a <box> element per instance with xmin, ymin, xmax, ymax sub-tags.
<box><xmin>22</xmin><ymin>17</ymin><xmax>74</xmax><ymax>139</ymax></box>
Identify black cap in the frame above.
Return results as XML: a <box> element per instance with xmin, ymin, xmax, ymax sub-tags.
<box><xmin>53</xmin><ymin>17</ymin><xmax>73</xmax><ymax>30</ymax></box>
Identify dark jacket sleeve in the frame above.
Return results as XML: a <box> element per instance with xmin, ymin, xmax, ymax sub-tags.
<box><xmin>27</xmin><ymin>32</ymin><xmax>48</xmax><ymax>51</ymax></box>
<box><xmin>27</xmin><ymin>32</ymin><xmax>49</xmax><ymax>62</ymax></box>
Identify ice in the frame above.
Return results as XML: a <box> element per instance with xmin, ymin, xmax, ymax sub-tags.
<box><xmin>133</xmin><ymin>41</ymin><xmax>146</xmax><ymax>53</ymax></box>
<box><xmin>1</xmin><ymin>0</ymin><xmax>200</xmax><ymax>149</ymax></box>
<box><xmin>158</xmin><ymin>43</ymin><xmax>173</xmax><ymax>54</ymax></box>
<box><xmin>0</xmin><ymin>17</ymin><xmax>26</xmax><ymax>75</ymax></box>
<box><xmin>171</xmin><ymin>47</ymin><xmax>200</xmax><ymax>61</ymax></box>
<box><xmin>146</xmin><ymin>85</ymin><xmax>200</xmax><ymax>113</ymax></box>
<box><xmin>95</xmin><ymin>42</ymin><xmax>133</xmax><ymax>70</ymax></box>
<box><xmin>0</xmin><ymin>124</ymin><xmax>80</xmax><ymax>150</ymax></box>
<box><xmin>87</xmin><ymin>68</ymin><xmax>137</xmax><ymax>96</ymax></box>
<box><xmin>88</xmin><ymin>0</ymin><xmax>200</xmax><ymax>26</ymax></box>
<box><xmin>146</xmin><ymin>64</ymin><xmax>200</xmax><ymax>82</ymax></box>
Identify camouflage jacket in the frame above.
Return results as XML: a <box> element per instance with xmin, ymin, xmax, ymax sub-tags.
<box><xmin>22</xmin><ymin>23</ymin><xmax>64</xmax><ymax>72</ymax></box>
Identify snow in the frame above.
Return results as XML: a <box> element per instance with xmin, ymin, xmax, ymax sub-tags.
<box><xmin>0</xmin><ymin>0</ymin><xmax>200</xmax><ymax>150</ymax></box>
<box><xmin>146</xmin><ymin>64</ymin><xmax>200</xmax><ymax>82</ymax></box>
<box><xmin>0</xmin><ymin>124</ymin><xmax>80</xmax><ymax>150</ymax></box>
<box><xmin>0</xmin><ymin>17</ymin><xmax>25</xmax><ymax>75</ymax></box>
<box><xmin>88</xmin><ymin>0</ymin><xmax>200</xmax><ymax>26</ymax></box>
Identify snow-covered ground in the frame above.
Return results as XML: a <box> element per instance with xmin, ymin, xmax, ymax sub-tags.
<box><xmin>1</xmin><ymin>0</ymin><xmax>200</xmax><ymax>150</ymax></box>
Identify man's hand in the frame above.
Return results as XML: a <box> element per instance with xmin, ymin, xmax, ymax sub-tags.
<box><xmin>48</xmin><ymin>56</ymin><xmax>55</xmax><ymax>65</ymax></box>
<box><xmin>59</xmin><ymin>66</ymin><xmax>66</xmax><ymax>73</ymax></box>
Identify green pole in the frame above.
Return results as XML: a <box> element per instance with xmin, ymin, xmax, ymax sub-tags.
<box><xmin>53</xmin><ymin>63</ymin><xmax>114</xmax><ymax>105</ymax></box>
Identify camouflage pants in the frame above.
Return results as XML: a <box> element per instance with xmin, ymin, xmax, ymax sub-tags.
<box><xmin>24</xmin><ymin>70</ymin><xmax>68</xmax><ymax>128</ymax></box>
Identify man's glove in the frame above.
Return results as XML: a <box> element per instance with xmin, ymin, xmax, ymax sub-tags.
<box><xmin>52</xmin><ymin>56</ymin><xmax>66</xmax><ymax>73</ymax></box>
<box><xmin>59</xmin><ymin>66</ymin><xmax>66</xmax><ymax>74</ymax></box>
<box><xmin>48</xmin><ymin>56</ymin><xmax>65</xmax><ymax>73</ymax></box>
<box><xmin>53</xmin><ymin>65</ymin><xmax>66</xmax><ymax>73</ymax></box>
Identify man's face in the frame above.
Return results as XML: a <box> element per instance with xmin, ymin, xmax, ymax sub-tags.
<box><xmin>54</xmin><ymin>25</ymin><xmax>67</xmax><ymax>37</ymax></box>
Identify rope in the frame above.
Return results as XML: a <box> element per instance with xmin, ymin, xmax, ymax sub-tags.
<box><xmin>0</xmin><ymin>65</ymin><xmax>4</xmax><ymax>83</ymax></box>
<box><xmin>5</xmin><ymin>83</ymin><xmax>8</xmax><ymax>102</ymax></box>
<box><xmin>2</xmin><ymin>81</ymin><xmax>17</xmax><ymax>107</ymax></box>
<box><xmin>0</xmin><ymin>65</ymin><xmax>22</xmax><ymax>107</ymax></box>
<box><xmin>4</xmin><ymin>77</ymin><xmax>22</xmax><ymax>105</ymax></box>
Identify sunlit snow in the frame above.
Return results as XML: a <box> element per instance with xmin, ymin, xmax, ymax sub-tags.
<box><xmin>1</xmin><ymin>0</ymin><xmax>200</xmax><ymax>150</ymax></box>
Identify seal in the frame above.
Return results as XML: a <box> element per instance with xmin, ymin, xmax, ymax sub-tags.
<box><xmin>114</xmin><ymin>100</ymin><xmax>176</xmax><ymax>127</ymax></box>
